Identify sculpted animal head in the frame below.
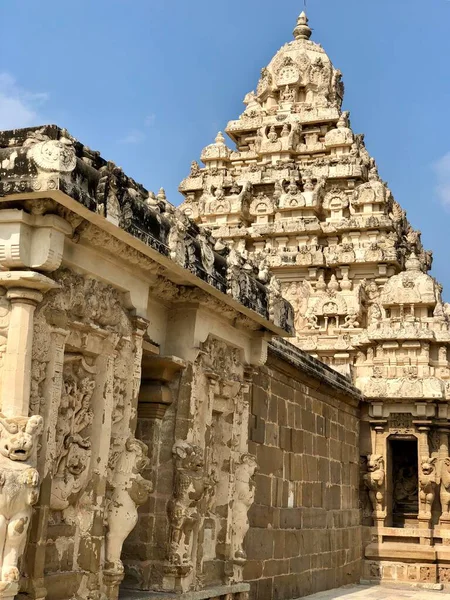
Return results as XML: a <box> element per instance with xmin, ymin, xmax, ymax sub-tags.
<box><xmin>367</xmin><ymin>454</ymin><xmax>384</xmax><ymax>472</ymax></box>
<box><xmin>172</xmin><ymin>440</ymin><xmax>204</xmax><ymax>472</ymax></box>
<box><xmin>421</xmin><ymin>456</ymin><xmax>437</xmax><ymax>476</ymax></box>
<box><xmin>125</xmin><ymin>437</ymin><xmax>150</xmax><ymax>473</ymax></box>
<box><xmin>0</xmin><ymin>414</ymin><xmax>43</xmax><ymax>461</ymax></box>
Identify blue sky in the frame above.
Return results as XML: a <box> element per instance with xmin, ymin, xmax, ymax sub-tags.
<box><xmin>2</xmin><ymin>0</ymin><xmax>450</xmax><ymax>296</ymax></box>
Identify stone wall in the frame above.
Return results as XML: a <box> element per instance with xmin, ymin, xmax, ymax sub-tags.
<box><xmin>245</xmin><ymin>340</ymin><xmax>363</xmax><ymax>599</ymax></box>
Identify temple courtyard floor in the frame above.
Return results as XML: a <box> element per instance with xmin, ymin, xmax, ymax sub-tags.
<box><xmin>303</xmin><ymin>584</ymin><xmax>449</xmax><ymax>599</ymax></box>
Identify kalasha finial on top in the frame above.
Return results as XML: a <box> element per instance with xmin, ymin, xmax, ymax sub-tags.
<box><xmin>293</xmin><ymin>11</ymin><xmax>312</xmax><ymax>40</ymax></box>
<box><xmin>215</xmin><ymin>131</ymin><xmax>226</xmax><ymax>146</ymax></box>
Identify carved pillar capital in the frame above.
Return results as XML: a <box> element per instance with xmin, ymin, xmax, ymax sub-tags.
<box><xmin>6</xmin><ymin>287</ymin><xmax>43</xmax><ymax>306</ymax></box>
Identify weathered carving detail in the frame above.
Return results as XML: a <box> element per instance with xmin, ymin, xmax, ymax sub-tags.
<box><xmin>231</xmin><ymin>454</ymin><xmax>257</xmax><ymax>563</ymax></box>
<box><xmin>28</xmin><ymin>133</ymin><xmax>76</xmax><ymax>173</ymax></box>
<box><xmin>419</xmin><ymin>457</ymin><xmax>437</xmax><ymax>517</ymax></box>
<box><xmin>0</xmin><ymin>414</ymin><xmax>43</xmax><ymax>587</ymax></box>
<box><xmin>363</xmin><ymin>455</ymin><xmax>385</xmax><ymax>514</ymax></box>
<box><xmin>51</xmin><ymin>356</ymin><xmax>96</xmax><ymax>510</ymax></box>
<box><xmin>105</xmin><ymin>438</ymin><xmax>152</xmax><ymax>575</ymax></box>
<box><xmin>440</xmin><ymin>457</ymin><xmax>450</xmax><ymax>516</ymax></box>
<box><xmin>168</xmin><ymin>441</ymin><xmax>215</xmax><ymax>568</ymax></box>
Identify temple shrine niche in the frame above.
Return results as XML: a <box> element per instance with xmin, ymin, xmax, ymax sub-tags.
<box><xmin>180</xmin><ymin>10</ymin><xmax>450</xmax><ymax>588</ymax></box>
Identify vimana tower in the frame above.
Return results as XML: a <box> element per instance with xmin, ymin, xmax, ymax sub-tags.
<box><xmin>180</xmin><ymin>11</ymin><xmax>450</xmax><ymax>587</ymax></box>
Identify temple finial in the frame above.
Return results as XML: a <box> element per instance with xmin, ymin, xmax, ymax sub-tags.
<box><xmin>215</xmin><ymin>131</ymin><xmax>225</xmax><ymax>145</ymax></box>
<box><xmin>293</xmin><ymin>10</ymin><xmax>312</xmax><ymax>40</ymax></box>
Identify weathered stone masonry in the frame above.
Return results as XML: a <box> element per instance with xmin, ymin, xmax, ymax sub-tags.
<box><xmin>0</xmin><ymin>120</ymin><xmax>296</xmax><ymax>600</ymax></box>
<box><xmin>0</xmin><ymin>7</ymin><xmax>448</xmax><ymax>600</ymax></box>
<box><xmin>246</xmin><ymin>340</ymin><xmax>362</xmax><ymax>600</ymax></box>
<box><xmin>180</xmin><ymin>9</ymin><xmax>450</xmax><ymax>590</ymax></box>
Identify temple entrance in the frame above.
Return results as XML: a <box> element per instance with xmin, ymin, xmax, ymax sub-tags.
<box><xmin>390</xmin><ymin>439</ymin><xmax>419</xmax><ymax>527</ymax></box>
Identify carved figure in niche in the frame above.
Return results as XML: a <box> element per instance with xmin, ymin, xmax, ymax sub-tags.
<box><xmin>51</xmin><ymin>358</ymin><xmax>96</xmax><ymax>510</ymax></box>
<box><xmin>419</xmin><ymin>457</ymin><xmax>437</xmax><ymax>516</ymax></box>
<box><xmin>280</xmin><ymin>178</ymin><xmax>305</xmax><ymax>209</ymax></box>
<box><xmin>231</xmin><ymin>454</ymin><xmax>257</xmax><ymax>563</ymax></box>
<box><xmin>268</xmin><ymin>126</ymin><xmax>278</xmax><ymax>143</ymax></box>
<box><xmin>0</xmin><ymin>414</ymin><xmax>43</xmax><ymax>585</ymax></box>
<box><xmin>105</xmin><ymin>437</ymin><xmax>152</xmax><ymax>575</ymax></box>
<box><xmin>280</xmin><ymin>86</ymin><xmax>295</xmax><ymax>102</ymax></box>
<box><xmin>368</xmin><ymin>303</ymin><xmax>382</xmax><ymax>325</ymax></box>
<box><xmin>288</xmin><ymin>123</ymin><xmax>301</xmax><ymax>151</ymax></box>
<box><xmin>441</xmin><ymin>458</ymin><xmax>450</xmax><ymax>515</ymax></box>
<box><xmin>306</xmin><ymin>312</ymin><xmax>319</xmax><ymax>330</ymax></box>
<box><xmin>273</xmin><ymin>180</ymin><xmax>283</xmax><ymax>202</ymax></box>
<box><xmin>341</xmin><ymin>311</ymin><xmax>359</xmax><ymax>329</ymax></box>
<box><xmin>168</xmin><ymin>441</ymin><xmax>215</xmax><ymax>567</ymax></box>
<box><xmin>393</xmin><ymin>465</ymin><xmax>418</xmax><ymax>515</ymax></box>
<box><xmin>363</xmin><ymin>455</ymin><xmax>385</xmax><ymax>513</ymax></box>
<box><xmin>254</xmin><ymin>126</ymin><xmax>264</xmax><ymax>153</ymax></box>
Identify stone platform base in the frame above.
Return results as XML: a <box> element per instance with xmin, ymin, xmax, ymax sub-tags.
<box><xmin>119</xmin><ymin>583</ymin><xmax>249</xmax><ymax>600</ymax></box>
<box><xmin>364</xmin><ymin>527</ymin><xmax>450</xmax><ymax>588</ymax></box>
<box><xmin>363</xmin><ymin>557</ymin><xmax>449</xmax><ymax>588</ymax></box>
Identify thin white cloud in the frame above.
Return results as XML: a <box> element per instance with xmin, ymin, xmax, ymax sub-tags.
<box><xmin>433</xmin><ymin>152</ymin><xmax>450</xmax><ymax>209</ymax></box>
<box><xmin>0</xmin><ymin>73</ymin><xmax>48</xmax><ymax>130</ymax></box>
<box><xmin>119</xmin><ymin>129</ymin><xmax>146</xmax><ymax>144</ymax></box>
<box><xmin>119</xmin><ymin>114</ymin><xmax>156</xmax><ymax>144</ymax></box>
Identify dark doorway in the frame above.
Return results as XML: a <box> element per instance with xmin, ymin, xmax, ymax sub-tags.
<box><xmin>390</xmin><ymin>439</ymin><xmax>418</xmax><ymax>527</ymax></box>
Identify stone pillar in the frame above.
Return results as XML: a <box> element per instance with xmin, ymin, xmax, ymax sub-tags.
<box><xmin>373</xmin><ymin>423</ymin><xmax>387</xmax><ymax>528</ymax></box>
<box><xmin>1</xmin><ymin>288</ymin><xmax>43</xmax><ymax>417</ymax></box>
<box><xmin>417</xmin><ymin>426</ymin><xmax>436</xmax><ymax>536</ymax></box>
<box><xmin>0</xmin><ymin>272</ymin><xmax>57</xmax><ymax>600</ymax></box>
<box><xmin>0</xmin><ymin>272</ymin><xmax>58</xmax><ymax>417</ymax></box>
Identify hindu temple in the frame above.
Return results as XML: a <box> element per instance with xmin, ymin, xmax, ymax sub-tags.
<box><xmin>0</xmin><ymin>9</ymin><xmax>446</xmax><ymax>600</ymax></box>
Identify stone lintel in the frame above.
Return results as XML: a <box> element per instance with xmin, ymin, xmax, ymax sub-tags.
<box><xmin>141</xmin><ymin>354</ymin><xmax>186</xmax><ymax>382</ymax></box>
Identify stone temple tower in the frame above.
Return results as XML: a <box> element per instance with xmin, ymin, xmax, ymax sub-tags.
<box><xmin>180</xmin><ymin>11</ymin><xmax>450</xmax><ymax>587</ymax></box>
<box><xmin>178</xmin><ymin>11</ymin><xmax>430</xmax><ymax>377</ymax></box>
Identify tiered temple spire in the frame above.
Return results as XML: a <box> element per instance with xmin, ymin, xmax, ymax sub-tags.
<box><xmin>179</xmin><ymin>11</ymin><xmax>450</xmax><ymax>586</ymax></box>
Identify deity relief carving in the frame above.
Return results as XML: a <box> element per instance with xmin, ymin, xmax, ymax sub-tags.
<box><xmin>51</xmin><ymin>356</ymin><xmax>96</xmax><ymax>511</ymax></box>
<box><xmin>167</xmin><ymin>441</ymin><xmax>215</xmax><ymax>568</ymax></box>
<box><xmin>0</xmin><ymin>414</ymin><xmax>43</xmax><ymax>587</ymax></box>
<box><xmin>231</xmin><ymin>454</ymin><xmax>257</xmax><ymax>564</ymax></box>
<box><xmin>363</xmin><ymin>454</ymin><xmax>385</xmax><ymax>515</ymax></box>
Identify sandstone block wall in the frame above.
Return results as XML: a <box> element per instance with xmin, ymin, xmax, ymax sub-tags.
<box><xmin>245</xmin><ymin>342</ymin><xmax>362</xmax><ymax>599</ymax></box>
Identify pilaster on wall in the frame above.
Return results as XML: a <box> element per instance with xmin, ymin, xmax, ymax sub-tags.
<box><xmin>126</xmin><ymin>312</ymin><xmax>264</xmax><ymax>596</ymax></box>
<box><xmin>0</xmin><ymin>207</ymin><xmax>72</xmax><ymax>600</ymax></box>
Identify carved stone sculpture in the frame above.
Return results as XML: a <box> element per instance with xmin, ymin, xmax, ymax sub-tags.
<box><xmin>0</xmin><ymin>414</ymin><xmax>43</xmax><ymax>588</ymax></box>
<box><xmin>231</xmin><ymin>454</ymin><xmax>257</xmax><ymax>564</ymax></box>
<box><xmin>51</xmin><ymin>359</ymin><xmax>96</xmax><ymax>510</ymax></box>
<box><xmin>105</xmin><ymin>437</ymin><xmax>152</xmax><ymax>575</ymax></box>
<box><xmin>363</xmin><ymin>454</ymin><xmax>385</xmax><ymax>515</ymax></box>
<box><xmin>167</xmin><ymin>441</ymin><xmax>214</xmax><ymax>568</ymax></box>
<box><xmin>441</xmin><ymin>457</ymin><xmax>450</xmax><ymax>517</ymax></box>
<box><xmin>419</xmin><ymin>457</ymin><xmax>437</xmax><ymax>517</ymax></box>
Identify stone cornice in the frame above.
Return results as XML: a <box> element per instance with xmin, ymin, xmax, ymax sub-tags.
<box><xmin>268</xmin><ymin>337</ymin><xmax>363</xmax><ymax>404</ymax></box>
<box><xmin>0</xmin><ymin>125</ymin><xmax>294</xmax><ymax>337</ymax></box>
